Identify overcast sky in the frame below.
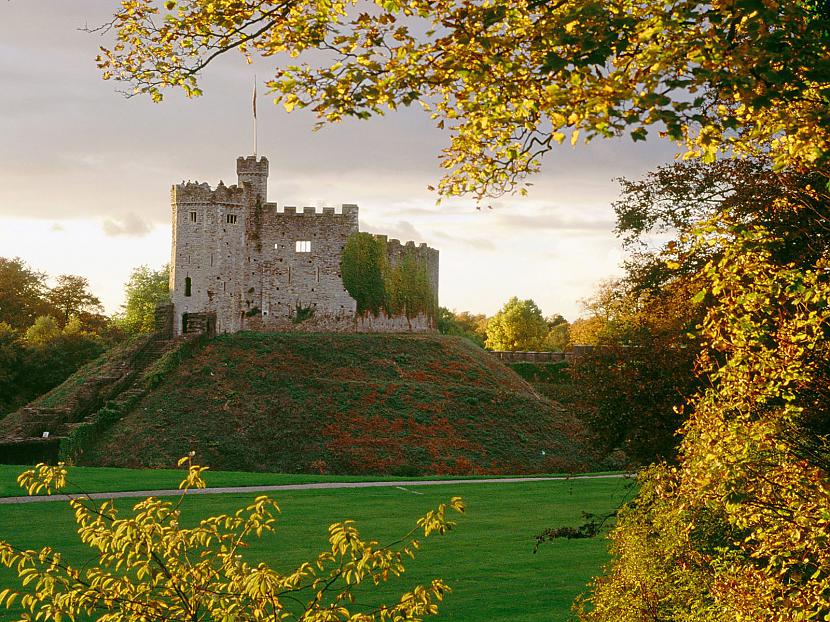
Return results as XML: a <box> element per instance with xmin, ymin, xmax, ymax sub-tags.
<box><xmin>0</xmin><ymin>1</ymin><xmax>681</xmax><ymax>320</ymax></box>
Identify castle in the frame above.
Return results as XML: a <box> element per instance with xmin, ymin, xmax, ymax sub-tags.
<box><xmin>169</xmin><ymin>155</ymin><xmax>439</xmax><ymax>336</ymax></box>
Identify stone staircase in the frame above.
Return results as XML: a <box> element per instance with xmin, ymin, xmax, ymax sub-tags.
<box><xmin>0</xmin><ymin>333</ymin><xmax>180</xmax><ymax>463</ymax></box>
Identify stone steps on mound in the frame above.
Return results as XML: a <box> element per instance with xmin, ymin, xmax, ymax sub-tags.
<box><xmin>0</xmin><ymin>335</ymin><xmax>180</xmax><ymax>448</ymax></box>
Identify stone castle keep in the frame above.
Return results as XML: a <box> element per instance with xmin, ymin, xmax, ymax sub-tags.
<box><xmin>170</xmin><ymin>155</ymin><xmax>439</xmax><ymax>335</ymax></box>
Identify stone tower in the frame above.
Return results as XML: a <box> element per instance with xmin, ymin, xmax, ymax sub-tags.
<box><xmin>236</xmin><ymin>155</ymin><xmax>269</xmax><ymax>203</ymax></box>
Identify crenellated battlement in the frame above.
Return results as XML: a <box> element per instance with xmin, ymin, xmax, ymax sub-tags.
<box><xmin>236</xmin><ymin>155</ymin><xmax>269</xmax><ymax>201</ymax></box>
<box><xmin>274</xmin><ymin>204</ymin><xmax>358</xmax><ymax>217</ymax></box>
<box><xmin>236</xmin><ymin>155</ymin><xmax>269</xmax><ymax>174</ymax></box>
<box><xmin>172</xmin><ymin>180</ymin><xmax>245</xmax><ymax>205</ymax></box>
<box><xmin>373</xmin><ymin>235</ymin><xmax>437</xmax><ymax>255</ymax></box>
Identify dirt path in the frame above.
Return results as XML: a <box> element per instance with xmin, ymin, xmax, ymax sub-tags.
<box><xmin>0</xmin><ymin>473</ymin><xmax>629</xmax><ymax>505</ymax></box>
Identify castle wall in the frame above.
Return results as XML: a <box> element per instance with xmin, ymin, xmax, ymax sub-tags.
<box><xmin>376</xmin><ymin>235</ymin><xmax>439</xmax><ymax>329</ymax></box>
<box><xmin>170</xmin><ymin>155</ymin><xmax>439</xmax><ymax>335</ymax></box>
<box><xmin>170</xmin><ymin>182</ymin><xmax>247</xmax><ymax>336</ymax></box>
<box><xmin>240</xmin><ymin>204</ymin><xmax>359</xmax><ymax>329</ymax></box>
<box><xmin>244</xmin><ymin>310</ymin><xmax>434</xmax><ymax>333</ymax></box>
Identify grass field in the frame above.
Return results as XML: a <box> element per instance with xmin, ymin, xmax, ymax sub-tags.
<box><xmin>0</xmin><ymin>473</ymin><xmax>632</xmax><ymax>621</ymax></box>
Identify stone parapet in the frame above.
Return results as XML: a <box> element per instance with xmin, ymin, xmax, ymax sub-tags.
<box><xmin>171</xmin><ymin>181</ymin><xmax>245</xmax><ymax>205</ymax></box>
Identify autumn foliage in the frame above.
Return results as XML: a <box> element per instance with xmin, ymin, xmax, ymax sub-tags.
<box><xmin>0</xmin><ymin>457</ymin><xmax>464</xmax><ymax>622</ymax></box>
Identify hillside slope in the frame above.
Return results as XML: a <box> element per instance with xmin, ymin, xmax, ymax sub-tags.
<box><xmin>80</xmin><ymin>333</ymin><xmax>594</xmax><ymax>474</ymax></box>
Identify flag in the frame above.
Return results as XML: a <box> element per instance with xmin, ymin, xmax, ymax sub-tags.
<box><xmin>253</xmin><ymin>79</ymin><xmax>257</xmax><ymax>119</ymax></box>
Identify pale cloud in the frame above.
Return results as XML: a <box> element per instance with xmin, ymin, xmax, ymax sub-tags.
<box><xmin>493</xmin><ymin>210</ymin><xmax>615</xmax><ymax>234</ymax></box>
<box><xmin>432</xmin><ymin>230</ymin><xmax>496</xmax><ymax>251</ymax></box>
<box><xmin>101</xmin><ymin>213</ymin><xmax>153</xmax><ymax>237</ymax></box>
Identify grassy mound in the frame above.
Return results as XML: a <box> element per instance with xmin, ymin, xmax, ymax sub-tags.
<box><xmin>80</xmin><ymin>333</ymin><xmax>593</xmax><ymax>474</ymax></box>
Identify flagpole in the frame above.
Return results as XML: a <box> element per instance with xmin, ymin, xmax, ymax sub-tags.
<box><xmin>253</xmin><ymin>75</ymin><xmax>258</xmax><ymax>157</ymax></box>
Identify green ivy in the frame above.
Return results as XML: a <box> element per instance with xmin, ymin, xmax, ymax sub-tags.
<box><xmin>340</xmin><ymin>233</ymin><xmax>436</xmax><ymax>319</ymax></box>
<box><xmin>385</xmin><ymin>252</ymin><xmax>436</xmax><ymax>320</ymax></box>
<box><xmin>340</xmin><ymin>233</ymin><xmax>387</xmax><ymax>315</ymax></box>
<box><xmin>293</xmin><ymin>303</ymin><xmax>315</xmax><ymax>324</ymax></box>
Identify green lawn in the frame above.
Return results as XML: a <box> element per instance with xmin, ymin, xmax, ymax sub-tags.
<box><xmin>0</xmin><ymin>464</ymin><xmax>622</xmax><ymax>498</ymax></box>
<box><xmin>0</xmin><ymin>476</ymin><xmax>632</xmax><ymax>621</ymax></box>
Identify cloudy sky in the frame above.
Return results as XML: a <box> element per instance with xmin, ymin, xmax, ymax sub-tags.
<box><xmin>1</xmin><ymin>2</ymin><xmax>680</xmax><ymax>320</ymax></box>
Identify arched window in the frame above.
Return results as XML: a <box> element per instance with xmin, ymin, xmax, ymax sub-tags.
<box><xmin>185</xmin><ymin>276</ymin><xmax>192</xmax><ymax>297</ymax></box>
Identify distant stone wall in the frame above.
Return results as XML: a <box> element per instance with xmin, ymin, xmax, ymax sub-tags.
<box><xmin>490</xmin><ymin>346</ymin><xmax>595</xmax><ymax>363</ymax></box>
<box><xmin>356</xmin><ymin>311</ymin><xmax>433</xmax><ymax>333</ymax></box>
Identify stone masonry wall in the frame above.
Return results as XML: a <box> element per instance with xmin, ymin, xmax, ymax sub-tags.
<box><xmin>241</xmin><ymin>204</ymin><xmax>359</xmax><ymax>330</ymax></box>
<box><xmin>170</xmin><ymin>181</ymin><xmax>247</xmax><ymax>336</ymax></box>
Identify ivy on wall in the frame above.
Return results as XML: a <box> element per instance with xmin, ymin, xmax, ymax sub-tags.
<box><xmin>385</xmin><ymin>252</ymin><xmax>436</xmax><ymax>319</ymax></box>
<box><xmin>340</xmin><ymin>233</ymin><xmax>436</xmax><ymax>319</ymax></box>
<box><xmin>340</xmin><ymin>233</ymin><xmax>388</xmax><ymax>315</ymax></box>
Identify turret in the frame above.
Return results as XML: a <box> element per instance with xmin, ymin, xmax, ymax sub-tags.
<box><xmin>236</xmin><ymin>155</ymin><xmax>269</xmax><ymax>202</ymax></box>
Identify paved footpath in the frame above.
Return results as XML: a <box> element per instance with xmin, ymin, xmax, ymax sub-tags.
<box><xmin>0</xmin><ymin>473</ymin><xmax>628</xmax><ymax>505</ymax></box>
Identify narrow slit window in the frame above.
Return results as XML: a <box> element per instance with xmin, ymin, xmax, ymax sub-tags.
<box><xmin>315</xmin><ymin>266</ymin><xmax>320</xmax><ymax>283</ymax></box>
<box><xmin>184</xmin><ymin>277</ymin><xmax>192</xmax><ymax>297</ymax></box>
<box><xmin>226</xmin><ymin>213</ymin><xmax>238</xmax><ymax>224</ymax></box>
<box><xmin>189</xmin><ymin>211</ymin><xmax>197</xmax><ymax>223</ymax></box>
<box><xmin>295</xmin><ymin>240</ymin><xmax>311</xmax><ymax>253</ymax></box>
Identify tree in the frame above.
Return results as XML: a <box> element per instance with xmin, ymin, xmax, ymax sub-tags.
<box><xmin>24</xmin><ymin>315</ymin><xmax>61</xmax><ymax>346</ymax></box>
<box><xmin>0</xmin><ymin>257</ymin><xmax>50</xmax><ymax>330</ymax></box>
<box><xmin>0</xmin><ymin>323</ymin><xmax>23</xmax><ymax>415</ymax></box>
<box><xmin>485</xmin><ymin>297</ymin><xmax>548</xmax><ymax>351</ymax></box>
<box><xmin>117</xmin><ymin>264</ymin><xmax>170</xmax><ymax>333</ymax></box>
<box><xmin>47</xmin><ymin>275</ymin><xmax>103</xmax><ymax>327</ymax></box>
<box><xmin>613</xmin><ymin>159</ymin><xmax>830</xmax><ymax>295</ymax></box>
<box><xmin>578</xmin><ymin>222</ymin><xmax>830</xmax><ymax>620</ymax></box>
<box><xmin>97</xmin><ymin>2</ymin><xmax>830</xmax><ymax>198</ymax></box>
<box><xmin>568</xmin><ymin>278</ymin><xmax>702</xmax><ymax>466</ymax></box>
<box><xmin>437</xmin><ymin>308</ymin><xmax>488</xmax><ymax>347</ymax></box>
<box><xmin>542</xmin><ymin>315</ymin><xmax>569</xmax><ymax>351</ymax></box>
<box><xmin>0</xmin><ymin>458</ymin><xmax>464</xmax><ymax>622</ymax></box>
<box><xmin>0</xmin><ymin>317</ymin><xmax>106</xmax><ymax>416</ymax></box>
<box><xmin>12</xmin><ymin>316</ymin><xmax>105</xmax><ymax>409</ymax></box>
<box><xmin>564</xmin><ymin>159</ymin><xmax>830</xmax><ymax>467</ymax></box>
<box><xmin>566</xmin><ymin>317</ymin><xmax>604</xmax><ymax>347</ymax></box>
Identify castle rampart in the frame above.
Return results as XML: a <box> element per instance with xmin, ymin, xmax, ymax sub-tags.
<box><xmin>169</xmin><ymin>155</ymin><xmax>438</xmax><ymax>335</ymax></box>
